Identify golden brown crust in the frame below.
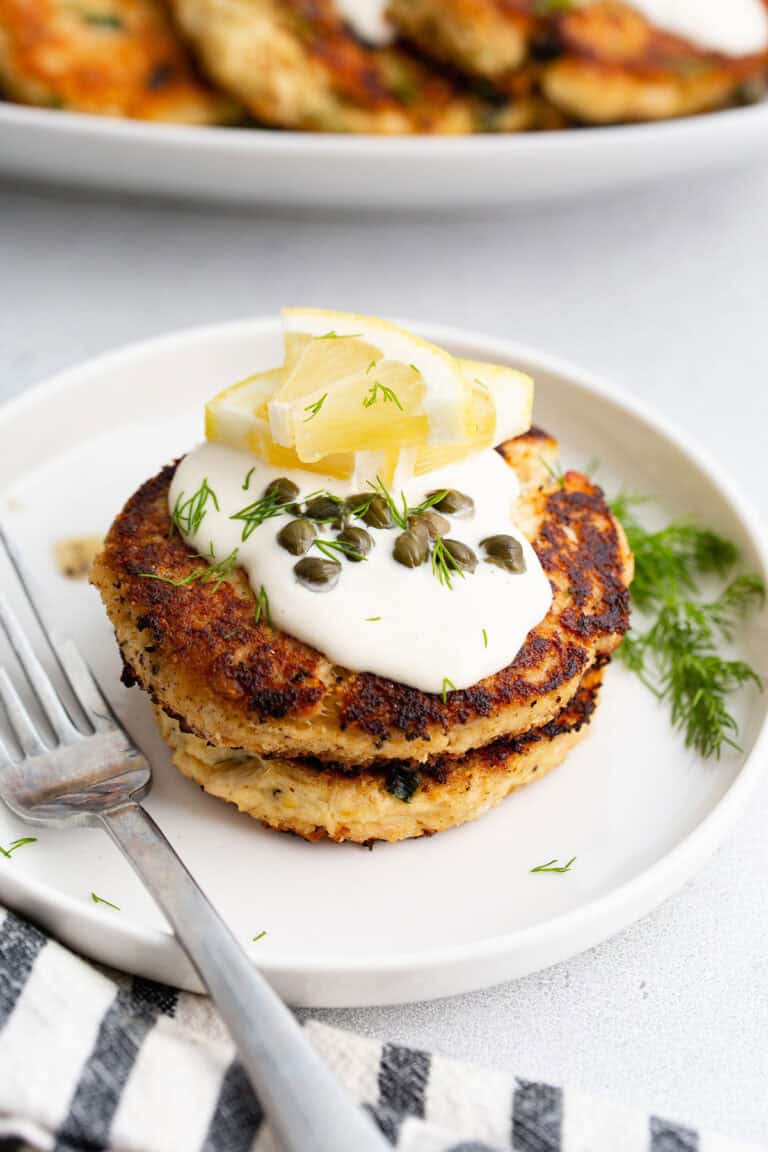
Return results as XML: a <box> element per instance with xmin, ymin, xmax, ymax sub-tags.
<box><xmin>0</xmin><ymin>0</ymin><xmax>238</xmax><ymax>122</ymax></box>
<box><xmin>159</xmin><ymin>663</ymin><xmax>605</xmax><ymax>843</ymax></box>
<box><xmin>542</xmin><ymin>2</ymin><xmax>768</xmax><ymax>123</ymax></box>
<box><xmin>168</xmin><ymin>0</ymin><xmax>504</xmax><ymax>133</ymax></box>
<box><xmin>92</xmin><ymin>431</ymin><xmax>632</xmax><ymax>765</ymax></box>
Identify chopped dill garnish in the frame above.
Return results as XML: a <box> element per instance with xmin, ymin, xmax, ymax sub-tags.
<box><xmin>230</xmin><ymin>489</ymin><xmax>295</xmax><ymax>541</ymax></box>
<box><xmin>530</xmin><ymin>856</ymin><xmax>576</xmax><ymax>874</ymax></box>
<box><xmin>169</xmin><ymin>478</ymin><xmax>219</xmax><ymax>537</ymax></box>
<box><xmin>610</xmin><ymin>494</ymin><xmax>765</xmax><ymax>759</ymax></box>
<box><xmin>482</xmin><ymin>627</ymin><xmax>488</xmax><ymax>648</ymax></box>
<box><xmin>441</xmin><ymin>676</ymin><xmax>456</xmax><ymax>703</ymax></box>
<box><xmin>242</xmin><ymin>466</ymin><xmax>255</xmax><ymax>491</ymax></box>
<box><xmin>431</xmin><ymin>534</ymin><xmax>465</xmax><ymax>591</ymax></box>
<box><xmin>540</xmin><ymin>456</ymin><xmax>565</xmax><ymax>487</ymax></box>
<box><xmin>0</xmin><ymin>837</ymin><xmax>37</xmax><ymax>859</ymax></box>
<box><xmin>139</xmin><ymin>547</ymin><xmax>239</xmax><ymax>594</ymax></box>
<box><xmin>314</xmin><ymin>538</ymin><xmax>366</xmax><ymax>562</ymax></box>
<box><xmin>409</xmin><ymin>363</ymin><xmax>421</xmax><ymax>375</ymax></box>
<box><xmin>303</xmin><ymin>392</ymin><xmax>327</xmax><ymax>422</ymax></box>
<box><xmin>254</xmin><ymin>584</ymin><xmax>272</xmax><ymax>626</ymax></box>
<box><xmin>316</xmin><ymin>330</ymin><xmax>361</xmax><ymax>340</ymax></box>
<box><xmin>91</xmin><ymin>892</ymin><xmax>120</xmax><ymax>910</ymax></box>
<box><xmin>366</xmin><ymin>476</ymin><xmax>448</xmax><ymax>531</ymax></box>
<box><xmin>366</xmin><ymin>360</ymin><xmax>378</xmax><ymax>374</ymax></box>
<box><xmin>363</xmin><ymin>382</ymin><xmax>403</xmax><ymax>411</ymax></box>
<box><xmin>365</xmin><ymin>616</ymin><xmax>382</xmax><ymax>621</ymax></box>
<box><xmin>252</xmin><ymin>930</ymin><xmax>268</xmax><ymax>943</ymax></box>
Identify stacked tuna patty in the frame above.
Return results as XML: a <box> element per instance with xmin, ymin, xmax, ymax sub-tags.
<box><xmin>92</xmin><ymin>428</ymin><xmax>633</xmax><ymax>843</ymax></box>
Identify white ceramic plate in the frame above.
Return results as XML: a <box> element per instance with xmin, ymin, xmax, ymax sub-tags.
<box><xmin>0</xmin><ymin>318</ymin><xmax>766</xmax><ymax>1008</ymax></box>
<box><xmin>2</xmin><ymin>100</ymin><xmax>768</xmax><ymax>208</ymax></box>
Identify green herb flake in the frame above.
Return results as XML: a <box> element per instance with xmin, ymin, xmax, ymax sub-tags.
<box><xmin>84</xmin><ymin>12</ymin><xmax>123</xmax><ymax>27</ymax></box>
<box><xmin>540</xmin><ymin>455</ymin><xmax>565</xmax><ymax>488</ymax></box>
<box><xmin>441</xmin><ymin>676</ymin><xmax>456</xmax><ymax>704</ymax></box>
<box><xmin>169</xmin><ymin>477</ymin><xmax>219</xmax><ymax>538</ymax></box>
<box><xmin>432</xmin><ymin>534</ymin><xmax>465</xmax><ymax>591</ymax></box>
<box><xmin>482</xmin><ymin>627</ymin><xmax>488</xmax><ymax>648</ymax></box>
<box><xmin>254</xmin><ymin>584</ymin><xmax>272</xmax><ymax>627</ymax></box>
<box><xmin>385</xmin><ymin>766</ymin><xmax>420</xmax><ymax>803</ymax></box>
<box><xmin>0</xmin><ymin>837</ymin><xmax>37</xmax><ymax>859</ymax></box>
<box><xmin>530</xmin><ymin>856</ymin><xmax>576</xmax><ymax>874</ymax></box>
<box><xmin>252</xmin><ymin>930</ymin><xmax>268</xmax><ymax>943</ymax></box>
<box><xmin>362</xmin><ymin>382</ymin><xmax>403</xmax><ymax>411</ymax></box>
<box><xmin>91</xmin><ymin>891</ymin><xmax>121</xmax><ymax>910</ymax></box>
<box><xmin>365</xmin><ymin>616</ymin><xmax>382</xmax><ymax>621</ymax></box>
<box><xmin>242</xmin><ymin>466</ymin><xmax>255</xmax><ymax>491</ymax></box>
<box><xmin>314</xmin><ymin>538</ymin><xmax>366</xmax><ymax>563</ymax></box>
<box><xmin>315</xmin><ymin>331</ymin><xmax>361</xmax><ymax>340</ymax></box>
<box><xmin>303</xmin><ymin>392</ymin><xmax>328</xmax><ymax>422</ymax></box>
<box><xmin>139</xmin><ymin>547</ymin><xmax>239</xmax><ymax>594</ymax></box>
<box><xmin>230</xmin><ymin>489</ymin><xmax>296</xmax><ymax>541</ymax></box>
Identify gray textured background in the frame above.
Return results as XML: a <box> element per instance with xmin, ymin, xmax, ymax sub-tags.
<box><xmin>2</xmin><ymin>167</ymin><xmax>768</xmax><ymax>1145</ymax></box>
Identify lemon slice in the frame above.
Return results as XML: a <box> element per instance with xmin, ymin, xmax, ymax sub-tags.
<box><xmin>205</xmin><ymin>369</ymin><xmax>357</xmax><ymax>479</ymax></box>
<box><xmin>205</xmin><ymin>368</ymin><xmax>401</xmax><ymax>483</ymax></box>
<box><xmin>413</xmin><ymin>359</ymin><xmax>533</xmax><ymax>475</ymax></box>
<box><xmin>269</xmin><ymin>308</ymin><xmax>473</xmax><ymax>460</ymax></box>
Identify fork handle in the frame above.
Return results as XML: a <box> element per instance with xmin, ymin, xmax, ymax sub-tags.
<box><xmin>101</xmin><ymin>801</ymin><xmax>389</xmax><ymax>1152</ymax></box>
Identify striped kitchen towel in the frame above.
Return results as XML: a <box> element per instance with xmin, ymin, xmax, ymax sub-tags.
<box><xmin>0</xmin><ymin>907</ymin><xmax>762</xmax><ymax>1152</ymax></box>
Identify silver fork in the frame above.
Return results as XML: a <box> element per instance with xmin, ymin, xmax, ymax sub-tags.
<box><xmin>0</xmin><ymin>527</ymin><xmax>388</xmax><ymax>1152</ymax></box>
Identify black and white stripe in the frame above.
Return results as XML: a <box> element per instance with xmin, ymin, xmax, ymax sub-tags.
<box><xmin>0</xmin><ymin>908</ymin><xmax>754</xmax><ymax>1152</ymax></box>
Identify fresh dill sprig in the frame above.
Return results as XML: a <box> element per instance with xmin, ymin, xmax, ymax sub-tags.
<box><xmin>242</xmin><ymin>467</ymin><xmax>255</xmax><ymax>491</ymax></box>
<box><xmin>366</xmin><ymin>360</ymin><xmax>378</xmax><ymax>374</ymax></box>
<box><xmin>482</xmin><ymin>627</ymin><xmax>488</xmax><ymax>648</ymax></box>
<box><xmin>303</xmin><ymin>393</ymin><xmax>327</xmax><ymax>422</ymax></box>
<box><xmin>530</xmin><ymin>856</ymin><xmax>576</xmax><ymax>874</ymax></box>
<box><xmin>610</xmin><ymin>495</ymin><xmax>765</xmax><ymax>759</ymax></box>
<box><xmin>169</xmin><ymin>478</ymin><xmax>219</xmax><ymax>538</ymax></box>
<box><xmin>230</xmin><ymin>490</ymin><xmax>295</xmax><ymax>541</ymax></box>
<box><xmin>441</xmin><ymin>676</ymin><xmax>456</xmax><ymax>703</ymax></box>
<box><xmin>431</xmin><ymin>534</ymin><xmax>465</xmax><ymax>591</ymax></box>
<box><xmin>91</xmin><ymin>892</ymin><xmax>120</xmax><ymax>910</ymax></box>
<box><xmin>252</xmin><ymin>930</ymin><xmax>268</xmax><ymax>943</ymax></box>
<box><xmin>0</xmin><ymin>837</ymin><xmax>37</xmax><ymax>859</ymax></box>
<box><xmin>254</xmin><ymin>584</ymin><xmax>272</xmax><ymax>626</ymax></box>
<box><xmin>140</xmin><ymin>547</ymin><xmax>239</xmax><ymax>593</ymax></box>
<box><xmin>363</xmin><ymin>382</ymin><xmax>403</xmax><ymax>411</ymax></box>
<box><xmin>314</xmin><ymin>538</ymin><xmax>366</xmax><ymax>562</ymax></box>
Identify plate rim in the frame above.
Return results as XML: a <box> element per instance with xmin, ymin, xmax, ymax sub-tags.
<box><xmin>1</xmin><ymin>315</ymin><xmax>767</xmax><ymax>985</ymax></box>
<box><xmin>2</xmin><ymin>96</ymin><xmax>767</xmax><ymax>155</ymax></box>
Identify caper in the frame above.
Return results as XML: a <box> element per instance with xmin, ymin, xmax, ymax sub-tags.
<box><xmin>481</xmin><ymin>534</ymin><xmax>526</xmax><ymax>574</ymax></box>
<box><xmin>264</xmin><ymin>477</ymin><xmax>299</xmax><ymax>508</ymax></box>
<box><xmin>304</xmin><ymin>495</ymin><xmax>343</xmax><ymax>524</ymax></box>
<box><xmin>336</xmin><ymin>525</ymin><xmax>373</xmax><ymax>561</ymax></box>
<box><xmin>443</xmin><ymin>538</ymin><xmax>477</xmax><ymax>573</ymax></box>
<box><xmin>360</xmin><ymin>494</ymin><xmax>393</xmax><ymax>530</ymax></box>
<box><xmin>409</xmin><ymin>510</ymin><xmax>449</xmax><ymax>541</ymax></box>
<box><xmin>294</xmin><ymin>556</ymin><xmax>341</xmax><ymax>591</ymax></box>
<box><xmin>393</xmin><ymin>529</ymin><xmax>429</xmax><ymax>568</ymax></box>
<box><xmin>277</xmin><ymin>518</ymin><xmax>316</xmax><ymax>556</ymax></box>
<box><xmin>428</xmin><ymin>489</ymin><xmax>474</xmax><ymax>517</ymax></box>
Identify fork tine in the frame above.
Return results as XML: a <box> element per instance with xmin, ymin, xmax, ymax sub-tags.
<box><xmin>0</xmin><ymin>668</ymin><xmax>48</xmax><ymax>757</ymax></box>
<box><xmin>57</xmin><ymin>638</ymin><xmax>115</xmax><ymax>733</ymax></box>
<box><xmin>0</xmin><ymin>595</ymin><xmax>80</xmax><ymax>746</ymax></box>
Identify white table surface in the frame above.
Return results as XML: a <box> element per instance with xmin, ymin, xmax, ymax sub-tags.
<box><xmin>2</xmin><ymin>168</ymin><xmax>768</xmax><ymax>1146</ymax></box>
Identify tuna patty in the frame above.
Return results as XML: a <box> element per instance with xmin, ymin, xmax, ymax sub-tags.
<box><xmin>167</xmin><ymin>0</ymin><xmax>539</xmax><ymax>132</ymax></box>
<box><xmin>0</xmin><ymin>0</ymin><xmax>238</xmax><ymax>122</ymax></box>
<box><xmin>158</xmin><ymin>663</ymin><xmax>605</xmax><ymax>843</ymax></box>
<box><xmin>91</xmin><ymin>429</ymin><xmax>632</xmax><ymax>766</ymax></box>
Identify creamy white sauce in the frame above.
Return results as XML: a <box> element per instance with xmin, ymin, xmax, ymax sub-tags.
<box><xmin>335</xmin><ymin>0</ymin><xmax>393</xmax><ymax>45</ymax></box>
<box><xmin>618</xmin><ymin>0</ymin><xmax>768</xmax><ymax>56</ymax></box>
<box><xmin>170</xmin><ymin>444</ymin><xmax>553</xmax><ymax>694</ymax></box>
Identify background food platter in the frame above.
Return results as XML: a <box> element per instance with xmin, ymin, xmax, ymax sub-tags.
<box><xmin>2</xmin><ymin>99</ymin><xmax>768</xmax><ymax>208</ymax></box>
<box><xmin>0</xmin><ymin>317</ymin><xmax>766</xmax><ymax>1008</ymax></box>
